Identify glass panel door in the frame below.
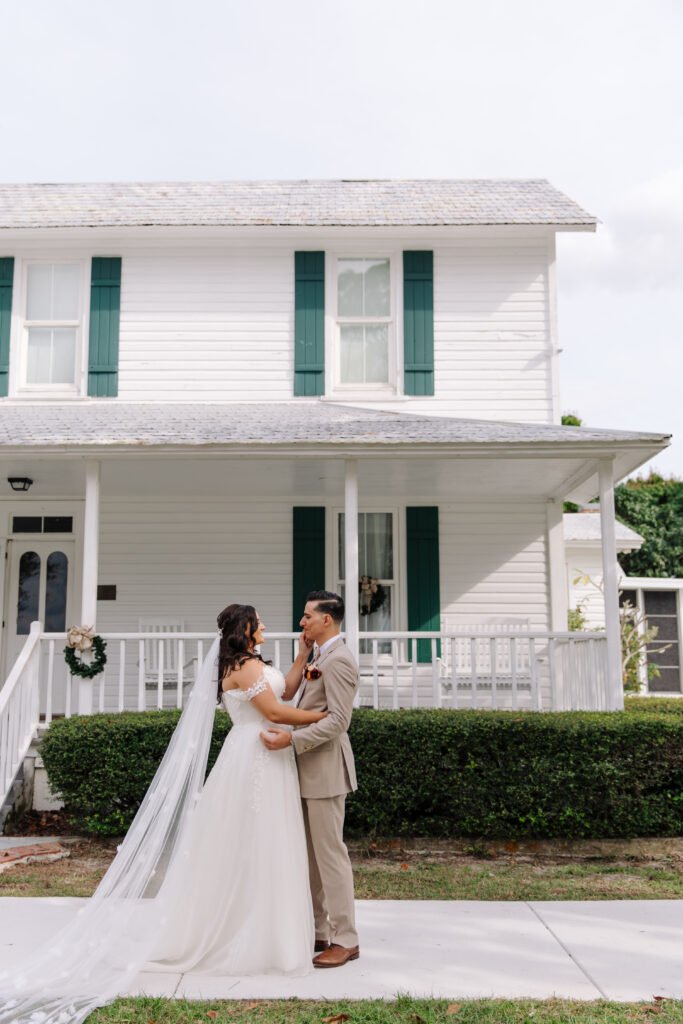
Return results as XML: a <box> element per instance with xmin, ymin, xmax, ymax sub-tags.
<box><xmin>45</xmin><ymin>551</ymin><xmax>69</xmax><ymax>632</ymax></box>
<box><xmin>338</xmin><ymin>512</ymin><xmax>394</xmax><ymax>654</ymax></box>
<box><xmin>3</xmin><ymin>539</ymin><xmax>75</xmax><ymax>688</ymax></box>
<box><xmin>17</xmin><ymin>551</ymin><xmax>41</xmax><ymax>634</ymax></box>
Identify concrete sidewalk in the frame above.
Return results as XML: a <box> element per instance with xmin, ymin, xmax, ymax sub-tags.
<box><xmin>1</xmin><ymin>897</ymin><xmax>681</xmax><ymax>1002</ymax></box>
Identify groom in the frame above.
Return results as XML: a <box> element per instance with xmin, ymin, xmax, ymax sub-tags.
<box><xmin>260</xmin><ymin>590</ymin><xmax>360</xmax><ymax>968</ymax></box>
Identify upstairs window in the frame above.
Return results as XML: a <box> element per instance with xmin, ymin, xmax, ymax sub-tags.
<box><xmin>23</xmin><ymin>262</ymin><xmax>82</xmax><ymax>392</ymax></box>
<box><xmin>335</xmin><ymin>257</ymin><xmax>394</xmax><ymax>391</ymax></box>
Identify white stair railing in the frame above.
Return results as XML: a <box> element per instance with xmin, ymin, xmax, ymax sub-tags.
<box><xmin>0</xmin><ymin>620</ymin><xmax>42</xmax><ymax>811</ymax></box>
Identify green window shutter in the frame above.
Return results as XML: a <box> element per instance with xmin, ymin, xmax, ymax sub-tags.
<box><xmin>292</xmin><ymin>507</ymin><xmax>326</xmax><ymax>630</ymax></box>
<box><xmin>294</xmin><ymin>251</ymin><xmax>325</xmax><ymax>396</ymax></box>
<box><xmin>88</xmin><ymin>257</ymin><xmax>121</xmax><ymax>397</ymax></box>
<box><xmin>406</xmin><ymin>506</ymin><xmax>441</xmax><ymax>662</ymax></box>
<box><xmin>0</xmin><ymin>258</ymin><xmax>14</xmax><ymax>397</ymax></box>
<box><xmin>403</xmin><ymin>250</ymin><xmax>434</xmax><ymax>396</ymax></box>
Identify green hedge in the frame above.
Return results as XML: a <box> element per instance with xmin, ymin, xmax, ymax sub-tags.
<box><xmin>624</xmin><ymin>697</ymin><xmax>683</xmax><ymax>714</ymax></box>
<box><xmin>41</xmin><ymin>710</ymin><xmax>226</xmax><ymax>835</ymax></box>
<box><xmin>40</xmin><ymin>707</ymin><xmax>683</xmax><ymax>838</ymax></box>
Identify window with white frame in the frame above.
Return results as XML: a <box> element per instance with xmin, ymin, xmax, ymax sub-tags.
<box><xmin>22</xmin><ymin>263</ymin><xmax>82</xmax><ymax>390</ymax></box>
<box><xmin>337</xmin><ymin>511</ymin><xmax>395</xmax><ymax>653</ymax></box>
<box><xmin>335</xmin><ymin>257</ymin><xmax>393</xmax><ymax>389</ymax></box>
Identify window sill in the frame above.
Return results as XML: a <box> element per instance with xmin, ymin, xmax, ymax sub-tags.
<box><xmin>321</xmin><ymin>393</ymin><xmax>413</xmax><ymax>403</ymax></box>
<box><xmin>8</xmin><ymin>393</ymin><xmax>88</xmax><ymax>402</ymax></box>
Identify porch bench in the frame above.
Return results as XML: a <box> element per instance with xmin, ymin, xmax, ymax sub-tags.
<box><xmin>357</xmin><ymin>670</ymin><xmax>536</xmax><ymax>708</ymax></box>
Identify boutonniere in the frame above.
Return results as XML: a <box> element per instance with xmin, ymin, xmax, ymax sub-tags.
<box><xmin>304</xmin><ymin>664</ymin><xmax>322</xmax><ymax>681</ymax></box>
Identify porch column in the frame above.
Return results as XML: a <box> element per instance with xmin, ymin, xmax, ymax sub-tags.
<box><xmin>546</xmin><ymin>499</ymin><xmax>568</xmax><ymax>710</ymax></box>
<box><xmin>546</xmin><ymin>500</ymin><xmax>568</xmax><ymax>632</ymax></box>
<box><xmin>344</xmin><ymin>459</ymin><xmax>359</xmax><ymax>664</ymax></box>
<box><xmin>79</xmin><ymin>460</ymin><xmax>101</xmax><ymax>715</ymax></box>
<box><xmin>599</xmin><ymin>458</ymin><xmax>624</xmax><ymax>710</ymax></box>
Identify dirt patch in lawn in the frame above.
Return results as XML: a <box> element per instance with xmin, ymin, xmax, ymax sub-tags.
<box><xmin>0</xmin><ymin>837</ymin><xmax>117</xmax><ymax>897</ymax></box>
<box><xmin>3</xmin><ymin>808</ymin><xmax>78</xmax><ymax>837</ymax></box>
<box><xmin>3</xmin><ymin>812</ymin><xmax>681</xmax><ymax>900</ymax></box>
<box><xmin>347</xmin><ymin>835</ymin><xmax>683</xmax><ymax>863</ymax></box>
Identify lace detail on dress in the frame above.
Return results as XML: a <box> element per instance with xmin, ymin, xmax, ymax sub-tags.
<box><xmin>223</xmin><ymin>673</ymin><xmax>268</xmax><ymax>702</ymax></box>
<box><xmin>221</xmin><ymin>665</ymin><xmax>285</xmax><ymax>729</ymax></box>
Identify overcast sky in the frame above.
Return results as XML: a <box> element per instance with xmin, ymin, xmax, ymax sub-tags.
<box><xmin>1</xmin><ymin>0</ymin><xmax>681</xmax><ymax>482</ymax></box>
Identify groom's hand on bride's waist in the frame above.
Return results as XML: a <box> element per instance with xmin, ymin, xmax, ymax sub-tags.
<box><xmin>260</xmin><ymin>727</ymin><xmax>292</xmax><ymax>750</ymax></box>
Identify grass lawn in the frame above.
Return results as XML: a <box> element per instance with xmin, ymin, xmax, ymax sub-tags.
<box><xmin>1</xmin><ymin>839</ymin><xmax>682</xmax><ymax>900</ymax></box>
<box><xmin>87</xmin><ymin>996</ymin><xmax>683</xmax><ymax>1023</ymax></box>
<box><xmin>353</xmin><ymin>859</ymin><xmax>683</xmax><ymax>901</ymax></box>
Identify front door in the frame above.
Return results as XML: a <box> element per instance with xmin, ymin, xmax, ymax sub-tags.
<box><xmin>3</xmin><ymin>539</ymin><xmax>76</xmax><ymax>682</ymax></box>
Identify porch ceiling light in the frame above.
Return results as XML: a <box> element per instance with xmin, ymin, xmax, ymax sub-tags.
<box><xmin>8</xmin><ymin>477</ymin><xmax>33</xmax><ymax>492</ymax></box>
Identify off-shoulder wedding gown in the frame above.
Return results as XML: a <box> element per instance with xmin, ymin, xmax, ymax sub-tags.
<box><xmin>0</xmin><ymin>638</ymin><xmax>316</xmax><ymax>1024</ymax></box>
<box><xmin>148</xmin><ymin>664</ymin><xmax>315</xmax><ymax>976</ymax></box>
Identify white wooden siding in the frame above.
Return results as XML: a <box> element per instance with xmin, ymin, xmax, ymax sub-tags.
<box><xmin>6</xmin><ymin>232</ymin><xmax>554</xmax><ymax>420</ymax></box>
<box><xmin>109</xmin><ymin>233</ymin><xmax>552</xmax><ymax>421</ymax></box>
<box><xmin>434</xmin><ymin>236</ymin><xmax>551</xmax><ymax>420</ymax></box>
<box><xmin>566</xmin><ymin>546</ymin><xmax>609</xmax><ymax>629</ymax></box>
<box><xmin>439</xmin><ymin>503</ymin><xmax>550</xmax><ymax>630</ymax></box>
<box><xmin>95</xmin><ymin>499</ymin><xmax>549</xmax><ymax>634</ymax></box>
<box><xmin>96</xmin><ymin>500</ymin><xmax>294</xmax><ymax>634</ymax></box>
<box><xmin>118</xmin><ymin>249</ymin><xmax>294</xmax><ymax>401</ymax></box>
<box><xmin>362</xmin><ymin>236</ymin><xmax>552</xmax><ymax>422</ymax></box>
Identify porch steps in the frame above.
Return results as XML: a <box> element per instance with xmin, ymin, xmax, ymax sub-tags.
<box><xmin>0</xmin><ymin>759</ymin><xmax>32</xmax><ymax>834</ymax></box>
<box><xmin>0</xmin><ymin>734</ymin><xmax>46</xmax><ymax>833</ymax></box>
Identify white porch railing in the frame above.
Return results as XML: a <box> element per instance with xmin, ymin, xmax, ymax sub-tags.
<box><xmin>32</xmin><ymin>628</ymin><xmax>613</xmax><ymax>720</ymax></box>
<box><xmin>0</xmin><ymin>625</ymin><xmax>613</xmax><ymax>811</ymax></box>
<box><xmin>0</xmin><ymin>622</ymin><xmax>42</xmax><ymax>812</ymax></box>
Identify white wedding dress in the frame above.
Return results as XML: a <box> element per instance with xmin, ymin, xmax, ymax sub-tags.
<box><xmin>0</xmin><ymin>642</ymin><xmax>314</xmax><ymax>1024</ymax></box>
<box><xmin>148</xmin><ymin>664</ymin><xmax>315</xmax><ymax>976</ymax></box>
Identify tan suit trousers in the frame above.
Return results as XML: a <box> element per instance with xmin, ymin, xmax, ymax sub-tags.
<box><xmin>302</xmin><ymin>794</ymin><xmax>358</xmax><ymax>949</ymax></box>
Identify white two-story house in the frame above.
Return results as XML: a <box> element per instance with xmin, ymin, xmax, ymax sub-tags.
<box><xmin>0</xmin><ymin>180</ymin><xmax>672</xmax><ymax>799</ymax></box>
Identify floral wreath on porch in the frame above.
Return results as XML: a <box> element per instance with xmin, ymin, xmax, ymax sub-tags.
<box><xmin>359</xmin><ymin>576</ymin><xmax>387</xmax><ymax>617</ymax></box>
<box><xmin>63</xmin><ymin>625</ymin><xmax>108</xmax><ymax>679</ymax></box>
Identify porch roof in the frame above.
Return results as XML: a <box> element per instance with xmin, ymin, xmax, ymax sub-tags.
<box><xmin>0</xmin><ymin>401</ymin><xmax>667</xmax><ymax>452</ymax></box>
<box><xmin>0</xmin><ymin>402</ymin><xmax>668</xmax><ymax>504</ymax></box>
<box><xmin>0</xmin><ymin>179</ymin><xmax>596</xmax><ymax>229</ymax></box>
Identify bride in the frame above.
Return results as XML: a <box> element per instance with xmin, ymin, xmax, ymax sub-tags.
<box><xmin>148</xmin><ymin>603</ymin><xmax>325</xmax><ymax>975</ymax></box>
<box><xmin>0</xmin><ymin>604</ymin><xmax>326</xmax><ymax>1024</ymax></box>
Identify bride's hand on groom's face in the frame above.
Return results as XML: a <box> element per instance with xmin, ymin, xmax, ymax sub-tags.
<box><xmin>298</xmin><ymin>632</ymin><xmax>314</xmax><ymax>659</ymax></box>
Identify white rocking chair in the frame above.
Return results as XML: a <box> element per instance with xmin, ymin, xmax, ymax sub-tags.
<box><xmin>138</xmin><ymin>618</ymin><xmax>197</xmax><ymax>691</ymax></box>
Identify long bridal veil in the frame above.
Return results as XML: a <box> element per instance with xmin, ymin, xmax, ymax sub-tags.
<box><xmin>0</xmin><ymin>635</ymin><xmax>221</xmax><ymax>1024</ymax></box>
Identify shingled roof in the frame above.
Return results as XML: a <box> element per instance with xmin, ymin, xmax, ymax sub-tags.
<box><xmin>564</xmin><ymin>511</ymin><xmax>644</xmax><ymax>548</ymax></box>
<box><xmin>0</xmin><ymin>179</ymin><xmax>597</xmax><ymax>229</ymax></box>
<box><xmin>0</xmin><ymin>402</ymin><xmax>666</xmax><ymax>449</ymax></box>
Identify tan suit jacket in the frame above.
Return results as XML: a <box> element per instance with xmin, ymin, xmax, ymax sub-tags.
<box><xmin>291</xmin><ymin>636</ymin><xmax>359</xmax><ymax>799</ymax></box>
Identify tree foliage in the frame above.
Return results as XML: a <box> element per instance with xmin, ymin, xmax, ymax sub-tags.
<box><xmin>561</xmin><ymin>413</ymin><xmax>582</xmax><ymax>511</ymax></box>
<box><xmin>615</xmin><ymin>473</ymin><xmax>683</xmax><ymax>578</ymax></box>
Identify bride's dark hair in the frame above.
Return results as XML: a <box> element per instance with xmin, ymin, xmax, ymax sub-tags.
<box><xmin>216</xmin><ymin>603</ymin><xmax>271</xmax><ymax>701</ymax></box>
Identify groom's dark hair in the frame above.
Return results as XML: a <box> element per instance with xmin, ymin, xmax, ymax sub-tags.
<box><xmin>307</xmin><ymin>590</ymin><xmax>345</xmax><ymax>624</ymax></box>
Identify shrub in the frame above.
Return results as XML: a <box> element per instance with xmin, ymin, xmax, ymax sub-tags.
<box><xmin>345</xmin><ymin>709</ymin><xmax>683</xmax><ymax>838</ymax></box>
<box><xmin>40</xmin><ymin>710</ymin><xmax>229</xmax><ymax>835</ymax></box>
<box><xmin>41</xmin><ymin>707</ymin><xmax>683</xmax><ymax>839</ymax></box>
<box><xmin>624</xmin><ymin>697</ymin><xmax>683</xmax><ymax>715</ymax></box>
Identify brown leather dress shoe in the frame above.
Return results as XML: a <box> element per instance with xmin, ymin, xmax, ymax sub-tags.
<box><xmin>314</xmin><ymin>939</ymin><xmax>330</xmax><ymax>953</ymax></box>
<box><xmin>312</xmin><ymin>943</ymin><xmax>360</xmax><ymax>968</ymax></box>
